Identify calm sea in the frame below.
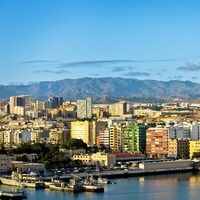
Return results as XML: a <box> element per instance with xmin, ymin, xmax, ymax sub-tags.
<box><xmin>1</xmin><ymin>172</ymin><xmax>200</xmax><ymax>200</ymax></box>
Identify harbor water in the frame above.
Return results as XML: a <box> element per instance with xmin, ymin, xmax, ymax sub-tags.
<box><xmin>0</xmin><ymin>172</ymin><xmax>200</xmax><ymax>200</ymax></box>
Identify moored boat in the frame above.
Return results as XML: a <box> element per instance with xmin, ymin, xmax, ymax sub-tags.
<box><xmin>97</xmin><ymin>177</ymin><xmax>110</xmax><ymax>184</ymax></box>
<box><xmin>0</xmin><ymin>189</ymin><xmax>27</xmax><ymax>199</ymax></box>
<box><xmin>82</xmin><ymin>176</ymin><xmax>104</xmax><ymax>192</ymax></box>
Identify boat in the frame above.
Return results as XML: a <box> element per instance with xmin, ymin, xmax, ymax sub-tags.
<box><xmin>0</xmin><ymin>176</ymin><xmax>45</xmax><ymax>189</ymax></box>
<box><xmin>82</xmin><ymin>176</ymin><xmax>104</xmax><ymax>192</ymax></box>
<box><xmin>0</xmin><ymin>189</ymin><xmax>27</xmax><ymax>199</ymax></box>
<box><xmin>49</xmin><ymin>178</ymin><xmax>84</xmax><ymax>193</ymax></box>
<box><xmin>67</xmin><ymin>178</ymin><xmax>84</xmax><ymax>192</ymax></box>
<box><xmin>49</xmin><ymin>182</ymin><xmax>66</xmax><ymax>192</ymax></box>
<box><xmin>83</xmin><ymin>184</ymin><xmax>104</xmax><ymax>192</ymax></box>
<box><xmin>0</xmin><ymin>171</ymin><xmax>45</xmax><ymax>189</ymax></box>
<box><xmin>97</xmin><ymin>177</ymin><xmax>110</xmax><ymax>184</ymax></box>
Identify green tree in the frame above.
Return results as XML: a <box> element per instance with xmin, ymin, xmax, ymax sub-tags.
<box><xmin>64</xmin><ymin>138</ymin><xmax>87</xmax><ymax>150</ymax></box>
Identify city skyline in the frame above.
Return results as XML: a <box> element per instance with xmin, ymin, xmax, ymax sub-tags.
<box><xmin>1</xmin><ymin>0</ymin><xmax>200</xmax><ymax>84</ymax></box>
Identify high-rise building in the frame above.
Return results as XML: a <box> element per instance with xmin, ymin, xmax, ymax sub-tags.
<box><xmin>109</xmin><ymin>122</ymin><xmax>127</xmax><ymax>152</ymax></box>
<box><xmin>96</xmin><ymin>120</ymin><xmax>110</xmax><ymax>148</ymax></box>
<box><xmin>109</xmin><ymin>101</ymin><xmax>127</xmax><ymax>116</ymax></box>
<box><xmin>9</xmin><ymin>95</ymin><xmax>31</xmax><ymax>115</ymax></box>
<box><xmin>71</xmin><ymin>120</ymin><xmax>96</xmax><ymax>145</ymax></box>
<box><xmin>191</xmin><ymin>123</ymin><xmax>200</xmax><ymax>140</ymax></box>
<box><xmin>77</xmin><ymin>97</ymin><xmax>92</xmax><ymax>119</ymax></box>
<box><xmin>168</xmin><ymin>124</ymin><xmax>190</xmax><ymax>139</ymax></box>
<box><xmin>168</xmin><ymin>138</ymin><xmax>189</xmax><ymax>159</ymax></box>
<box><xmin>146</xmin><ymin>127</ymin><xmax>168</xmax><ymax>158</ymax></box>
<box><xmin>123</xmin><ymin>123</ymin><xmax>146</xmax><ymax>153</ymax></box>
<box><xmin>47</xmin><ymin>96</ymin><xmax>63</xmax><ymax>109</ymax></box>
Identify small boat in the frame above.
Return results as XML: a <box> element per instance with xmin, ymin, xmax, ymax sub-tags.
<box><xmin>49</xmin><ymin>181</ymin><xmax>66</xmax><ymax>192</ymax></box>
<box><xmin>82</xmin><ymin>176</ymin><xmax>104</xmax><ymax>192</ymax></box>
<box><xmin>83</xmin><ymin>184</ymin><xmax>104</xmax><ymax>192</ymax></box>
<box><xmin>67</xmin><ymin>178</ymin><xmax>84</xmax><ymax>192</ymax></box>
<box><xmin>97</xmin><ymin>177</ymin><xmax>110</xmax><ymax>184</ymax></box>
<box><xmin>49</xmin><ymin>178</ymin><xmax>84</xmax><ymax>193</ymax></box>
<box><xmin>0</xmin><ymin>189</ymin><xmax>27</xmax><ymax>199</ymax></box>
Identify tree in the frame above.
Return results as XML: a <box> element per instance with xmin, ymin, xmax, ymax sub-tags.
<box><xmin>64</xmin><ymin>138</ymin><xmax>87</xmax><ymax>150</ymax></box>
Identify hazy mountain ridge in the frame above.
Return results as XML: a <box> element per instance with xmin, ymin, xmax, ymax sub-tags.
<box><xmin>0</xmin><ymin>77</ymin><xmax>200</xmax><ymax>101</ymax></box>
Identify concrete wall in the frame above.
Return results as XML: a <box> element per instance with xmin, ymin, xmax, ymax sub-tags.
<box><xmin>139</xmin><ymin>160</ymin><xmax>194</xmax><ymax>170</ymax></box>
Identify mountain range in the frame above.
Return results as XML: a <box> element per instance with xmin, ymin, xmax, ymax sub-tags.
<box><xmin>0</xmin><ymin>77</ymin><xmax>200</xmax><ymax>102</ymax></box>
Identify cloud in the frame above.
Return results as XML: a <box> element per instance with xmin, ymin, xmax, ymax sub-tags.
<box><xmin>87</xmin><ymin>73</ymin><xmax>100</xmax><ymax>76</ymax></box>
<box><xmin>192</xmin><ymin>76</ymin><xmax>197</xmax><ymax>80</ymax></box>
<box><xmin>34</xmin><ymin>69</ymin><xmax>70</xmax><ymax>74</ymax></box>
<box><xmin>57</xmin><ymin>57</ymin><xmax>195</xmax><ymax>69</ymax></box>
<box><xmin>112</xmin><ymin>67</ymin><xmax>125</xmax><ymax>72</ymax></box>
<box><xmin>20</xmin><ymin>60</ymin><xmax>60</xmax><ymax>64</ymax></box>
<box><xmin>58</xmin><ymin>60</ymin><xmax>133</xmax><ymax>68</ymax></box>
<box><xmin>123</xmin><ymin>71</ymin><xmax>150</xmax><ymax>77</ymax></box>
<box><xmin>177</xmin><ymin>62</ymin><xmax>200</xmax><ymax>71</ymax></box>
<box><xmin>168</xmin><ymin>76</ymin><xmax>183</xmax><ymax>80</ymax></box>
<box><xmin>111</xmin><ymin>66</ymin><xmax>134</xmax><ymax>72</ymax></box>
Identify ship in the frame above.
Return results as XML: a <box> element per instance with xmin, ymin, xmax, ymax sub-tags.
<box><xmin>49</xmin><ymin>177</ymin><xmax>84</xmax><ymax>192</ymax></box>
<box><xmin>0</xmin><ymin>171</ymin><xmax>45</xmax><ymax>189</ymax></box>
<box><xmin>82</xmin><ymin>176</ymin><xmax>104</xmax><ymax>192</ymax></box>
<box><xmin>0</xmin><ymin>189</ymin><xmax>27</xmax><ymax>199</ymax></box>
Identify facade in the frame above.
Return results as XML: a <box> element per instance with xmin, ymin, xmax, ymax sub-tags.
<box><xmin>189</xmin><ymin>140</ymin><xmax>200</xmax><ymax>158</ymax></box>
<box><xmin>11</xmin><ymin>161</ymin><xmax>45</xmax><ymax>173</ymax></box>
<box><xmin>146</xmin><ymin>127</ymin><xmax>168</xmax><ymax>158</ymax></box>
<box><xmin>123</xmin><ymin>123</ymin><xmax>146</xmax><ymax>153</ymax></box>
<box><xmin>9</xmin><ymin>95</ymin><xmax>31</xmax><ymax>115</ymax></box>
<box><xmin>0</xmin><ymin>154</ymin><xmax>14</xmax><ymax>172</ymax></box>
<box><xmin>109</xmin><ymin>101</ymin><xmax>127</xmax><ymax>116</ymax></box>
<box><xmin>168</xmin><ymin>125</ymin><xmax>191</xmax><ymax>139</ymax></box>
<box><xmin>71</xmin><ymin>120</ymin><xmax>96</xmax><ymax>145</ymax></box>
<box><xmin>191</xmin><ymin>123</ymin><xmax>200</xmax><ymax>140</ymax></box>
<box><xmin>73</xmin><ymin>152</ymin><xmax>116</xmax><ymax>167</ymax></box>
<box><xmin>96</xmin><ymin>120</ymin><xmax>110</xmax><ymax>148</ymax></box>
<box><xmin>168</xmin><ymin>138</ymin><xmax>189</xmax><ymax>159</ymax></box>
<box><xmin>139</xmin><ymin>160</ymin><xmax>193</xmax><ymax>170</ymax></box>
<box><xmin>47</xmin><ymin>96</ymin><xmax>63</xmax><ymax>109</ymax></box>
<box><xmin>109</xmin><ymin>122</ymin><xmax>127</xmax><ymax>152</ymax></box>
<box><xmin>77</xmin><ymin>97</ymin><xmax>92</xmax><ymax>119</ymax></box>
<box><xmin>49</xmin><ymin>128</ymin><xmax>68</xmax><ymax>145</ymax></box>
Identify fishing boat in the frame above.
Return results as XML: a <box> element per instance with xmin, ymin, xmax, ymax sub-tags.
<box><xmin>67</xmin><ymin>178</ymin><xmax>84</xmax><ymax>192</ymax></box>
<box><xmin>0</xmin><ymin>171</ymin><xmax>45</xmax><ymax>189</ymax></box>
<box><xmin>97</xmin><ymin>177</ymin><xmax>110</xmax><ymax>184</ymax></box>
<box><xmin>82</xmin><ymin>176</ymin><xmax>104</xmax><ymax>192</ymax></box>
<box><xmin>0</xmin><ymin>189</ymin><xmax>27</xmax><ymax>199</ymax></box>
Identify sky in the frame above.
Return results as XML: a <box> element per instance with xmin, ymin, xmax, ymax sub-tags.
<box><xmin>1</xmin><ymin>0</ymin><xmax>200</xmax><ymax>84</ymax></box>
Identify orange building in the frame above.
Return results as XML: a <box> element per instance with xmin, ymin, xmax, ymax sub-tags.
<box><xmin>146</xmin><ymin>127</ymin><xmax>168</xmax><ymax>158</ymax></box>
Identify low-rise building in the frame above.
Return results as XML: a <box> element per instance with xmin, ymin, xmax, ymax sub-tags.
<box><xmin>73</xmin><ymin>152</ymin><xmax>116</xmax><ymax>167</ymax></box>
<box><xmin>168</xmin><ymin>138</ymin><xmax>189</xmax><ymax>159</ymax></box>
<box><xmin>11</xmin><ymin>161</ymin><xmax>45</xmax><ymax>173</ymax></box>
<box><xmin>0</xmin><ymin>154</ymin><xmax>15</xmax><ymax>172</ymax></box>
<box><xmin>189</xmin><ymin>140</ymin><xmax>200</xmax><ymax>158</ymax></box>
<box><xmin>139</xmin><ymin>160</ymin><xmax>194</xmax><ymax>170</ymax></box>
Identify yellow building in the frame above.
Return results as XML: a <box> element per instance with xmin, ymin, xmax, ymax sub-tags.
<box><xmin>73</xmin><ymin>152</ymin><xmax>116</xmax><ymax>167</ymax></box>
<box><xmin>168</xmin><ymin>138</ymin><xmax>189</xmax><ymax>159</ymax></box>
<box><xmin>109</xmin><ymin>122</ymin><xmax>127</xmax><ymax>151</ymax></box>
<box><xmin>109</xmin><ymin>101</ymin><xmax>127</xmax><ymax>116</ymax></box>
<box><xmin>71</xmin><ymin>120</ymin><xmax>96</xmax><ymax>146</ymax></box>
<box><xmin>49</xmin><ymin>128</ymin><xmax>69</xmax><ymax>145</ymax></box>
<box><xmin>189</xmin><ymin>140</ymin><xmax>200</xmax><ymax>158</ymax></box>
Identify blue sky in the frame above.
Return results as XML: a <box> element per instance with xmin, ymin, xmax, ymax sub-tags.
<box><xmin>1</xmin><ymin>0</ymin><xmax>200</xmax><ymax>84</ymax></box>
